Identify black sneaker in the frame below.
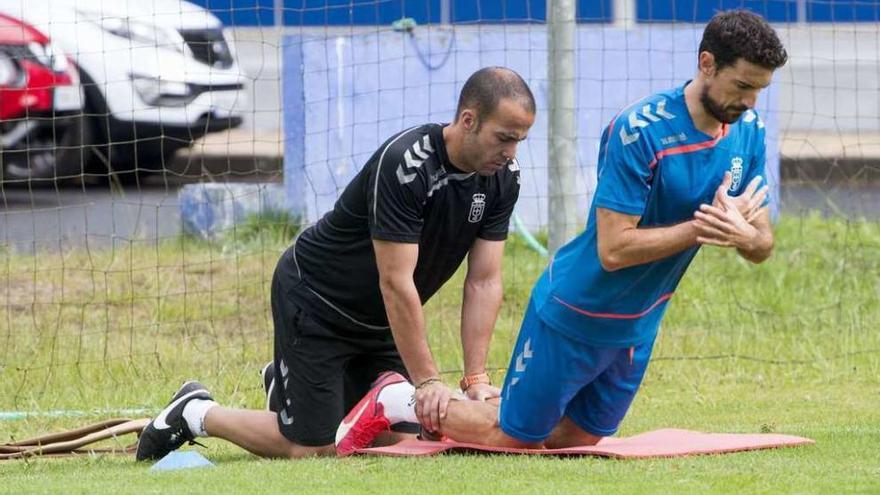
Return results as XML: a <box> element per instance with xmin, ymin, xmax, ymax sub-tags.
<box><xmin>260</xmin><ymin>361</ymin><xmax>279</xmax><ymax>413</ymax></box>
<box><xmin>135</xmin><ymin>381</ymin><xmax>213</xmax><ymax>461</ymax></box>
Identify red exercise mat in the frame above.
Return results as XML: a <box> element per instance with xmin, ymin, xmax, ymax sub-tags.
<box><xmin>355</xmin><ymin>428</ymin><xmax>814</xmax><ymax>459</ymax></box>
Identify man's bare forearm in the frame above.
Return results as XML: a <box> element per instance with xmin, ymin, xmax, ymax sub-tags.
<box><xmin>379</xmin><ymin>277</ymin><xmax>439</xmax><ymax>384</ymax></box>
<box><xmin>737</xmin><ymin>209</ymin><xmax>774</xmax><ymax>263</ymax></box>
<box><xmin>599</xmin><ymin>219</ymin><xmax>699</xmax><ymax>271</ymax></box>
<box><xmin>460</xmin><ymin>275</ymin><xmax>502</xmax><ymax>375</ymax></box>
<box><xmin>736</xmin><ymin>224</ymin><xmax>774</xmax><ymax>263</ymax></box>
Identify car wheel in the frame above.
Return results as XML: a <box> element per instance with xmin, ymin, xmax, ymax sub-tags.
<box><xmin>0</xmin><ymin>112</ymin><xmax>92</xmax><ymax>185</ymax></box>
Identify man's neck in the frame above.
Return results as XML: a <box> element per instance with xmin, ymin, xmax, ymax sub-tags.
<box><xmin>684</xmin><ymin>79</ymin><xmax>724</xmax><ymax>137</ymax></box>
<box><xmin>442</xmin><ymin>124</ymin><xmax>473</xmax><ymax>173</ymax></box>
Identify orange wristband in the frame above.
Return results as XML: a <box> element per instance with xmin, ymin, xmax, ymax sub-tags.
<box><xmin>459</xmin><ymin>372</ymin><xmax>491</xmax><ymax>392</ymax></box>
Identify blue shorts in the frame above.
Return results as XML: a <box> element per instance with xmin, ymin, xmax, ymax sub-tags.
<box><xmin>498</xmin><ymin>300</ymin><xmax>655</xmax><ymax>442</ymax></box>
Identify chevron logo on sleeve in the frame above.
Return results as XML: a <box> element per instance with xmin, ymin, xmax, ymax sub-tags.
<box><xmin>655</xmin><ymin>99</ymin><xmax>675</xmax><ymax>119</ymax></box>
<box><xmin>620</xmin><ymin>126</ymin><xmax>641</xmax><ymax>146</ymax></box>
<box><xmin>396</xmin><ymin>135</ymin><xmax>435</xmax><ymax>184</ymax></box>
<box><xmin>618</xmin><ymin>99</ymin><xmax>676</xmax><ymax>146</ymax></box>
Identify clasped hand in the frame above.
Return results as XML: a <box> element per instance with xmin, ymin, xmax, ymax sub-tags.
<box><xmin>694</xmin><ymin>172</ymin><xmax>767</xmax><ymax>249</ymax></box>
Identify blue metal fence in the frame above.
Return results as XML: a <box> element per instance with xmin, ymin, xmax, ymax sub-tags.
<box><xmin>191</xmin><ymin>0</ymin><xmax>274</xmax><ymax>26</ymax></box>
<box><xmin>188</xmin><ymin>0</ymin><xmax>612</xmax><ymax>26</ymax></box>
<box><xmin>636</xmin><ymin>0</ymin><xmax>880</xmax><ymax>22</ymax></box>
<box><xmin>635</xmin><ymin>0</ymin><xmax>798</xmax><ymax>22</ymax></box>
<box><xmin>191</xmin><ymin>0</ymin><xmax>880</xmax><ymax>26</ymax></box>
<box><xmin>806</xmin><ymin>0</ymin><xmax>880</xmax><ymax>21</ymax></box>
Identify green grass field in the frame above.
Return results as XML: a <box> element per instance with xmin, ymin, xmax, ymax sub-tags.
<box><xmin>1</xmin><ymin>213</ymin><xmax>879</xmax><ymax>494</ymax></box>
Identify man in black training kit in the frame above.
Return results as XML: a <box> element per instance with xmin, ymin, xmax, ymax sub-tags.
<box><xmin>136</xmin><ymin>67</ymin><xmax>536</xmax><ymax>460</ymax></box>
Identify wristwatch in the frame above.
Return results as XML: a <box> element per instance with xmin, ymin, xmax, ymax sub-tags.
<box><xmin>459</xmin><ymin>372</ymin><xmax>491</xmax><ymax>392</ymax></box>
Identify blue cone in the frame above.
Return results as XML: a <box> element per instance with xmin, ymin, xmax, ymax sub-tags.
<box><xmin>149</xmin><ymin>451</ymin><xmax>215</xmax><ymax>472</ymax></box>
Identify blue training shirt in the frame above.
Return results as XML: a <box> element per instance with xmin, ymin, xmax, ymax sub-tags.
<box><xmin>533</xmin><ymin>81</ymin><xmax>768</xmax><ymax>347</ymax></box>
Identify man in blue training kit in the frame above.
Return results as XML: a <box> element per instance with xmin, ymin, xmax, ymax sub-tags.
<box><xmin>335</xmin><ymin>9</ymin><xmax>788</xmax><ymax>454</ymax></box>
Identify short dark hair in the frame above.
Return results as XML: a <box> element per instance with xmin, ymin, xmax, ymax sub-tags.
<box><xmin>699</xmin><ymin>10</ymin><xmax>788</xmax><ymax>71</ymax></box>
<box><xmin>454</xmin><ymin>67</ymin><xmax>536</xmax><ymax>123</ymax></box>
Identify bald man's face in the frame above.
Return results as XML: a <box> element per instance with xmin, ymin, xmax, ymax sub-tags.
<box><xmin>460</xmin><ymin>98</ymin><xmax>535</xmax><ymax>176</ymax></box>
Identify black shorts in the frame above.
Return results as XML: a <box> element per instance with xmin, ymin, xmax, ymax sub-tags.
<box><xmin>270</xmin><ymin>269</ymin><xmax>409</xmax><ymax>447</ymax></box>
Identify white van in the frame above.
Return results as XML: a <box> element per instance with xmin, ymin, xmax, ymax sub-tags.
<box><xmin>0</xmin><ymin>0</ymin><xmax>247</xmax><ymax>174</ymax></box>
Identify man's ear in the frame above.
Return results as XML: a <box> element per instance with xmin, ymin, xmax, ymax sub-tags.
<box><xmin>460</xmin><ymin>108</ymin><xmax>478</xmax><ymax>131</ymax></box>
<box><xmin>698</xmin><ymin>51</ymin><xmax>717</xmax><ymax>78</ymax></box>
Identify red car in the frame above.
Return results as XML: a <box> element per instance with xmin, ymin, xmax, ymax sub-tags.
<box><xmin>0</xmin><ymin>13</ymin><xmax>85</xmax><ymax>182</ymax></box>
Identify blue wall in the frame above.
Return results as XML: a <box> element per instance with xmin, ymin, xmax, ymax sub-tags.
<box><xmin>636</xmin><ymin>0</ymin><xmax>880</xmax><ymax>22</ymax></box>
<box><xmin>807</xmin><ymin>0</ymin><xmax>880</xmax><ymax>21</ymax></box>
<box><xmin>189</xmin><ymin>0</ymin><xmax>612</xmax><ymax>26</ymax></box>
<box><xmin>191</xmin><ymin>0</ymin><xmax>275</xmax><ymax>26</ymax></box>
<box><xmin>192</xmin><ymin>0</ymin><xmax>880</xmax><ymax>25</ymax></box>
<box><xmin>636</xmin><ymin>0</ymin><xmax>798</xmax><ymax>22</ymax></box>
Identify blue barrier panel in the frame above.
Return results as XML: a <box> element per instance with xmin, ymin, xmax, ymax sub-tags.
<box><xmin>577</xmin><ymin>0</ymin><xmax>614</xmax><ymax>22</ymax></box>
<box><xmin>450</xmin><ymin>0</ymin><xmax>544</xmax><ymax>23</ymax></box>
<box><xmin>282</xmin><ymin>26</ymin><xmax>780</xmax><ymax>229</ymax></box>
<box><xmin>179</xmin><ymin>183</ymin><xmax>288</xmax><ymax>240</ymax></box>
<box><xmin>192</xmin><ymin>0</ymin><xmax>880</xmax><ymax>26</ymax></box>
<box><xmin>450</xmin><ymin>0</ymin><xmax>614</xmax><ymax>23</ymax></box>
<box><xmin>284</xmin><ymin>0</ymin><xmax>439</xmax><ymax>26</ymax></box>
<box><xmin>636</xmin><ymin>0</ymin><xmax>797</xmax><ymax>23</ymax></box>
<box><xmin>188</xmin><ymin>0</ymin><xmax>275</xmax><ymax>26</ymax></box>
<box><xmin>283</xmin><ymin>0</ymin><xmax>612</xmax><ymax>25</ymax></box>
<box><xmin>807</xmin><ymin>0</ymin><xmax>880</xmax><ymax>22</ymax></box>
<box><xmin>446</xmin><ymin>0</ymin><xmax>613</xmax><ymax>23</ymax></box>
<box><xmin>192</xmin><ymin>0</ymin><xmax>613</xmax><ymax>26</ymax></box>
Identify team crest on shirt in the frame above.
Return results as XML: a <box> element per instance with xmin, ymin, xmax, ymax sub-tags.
<box><xmin>468</xmin><ymin>193</ymin><xmax>486</xmax><ymax>223</ymax></box>
<box><xmin>729</xmin><ymin>157</ymin><xmax>744</xmax><ymax>191</ymax></box>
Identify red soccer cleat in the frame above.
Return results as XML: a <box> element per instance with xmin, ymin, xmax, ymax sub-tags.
<box><xmin>335</xmin><ymin>371</ymin><xmax>408</xmax><ymax>457</ymax></box>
